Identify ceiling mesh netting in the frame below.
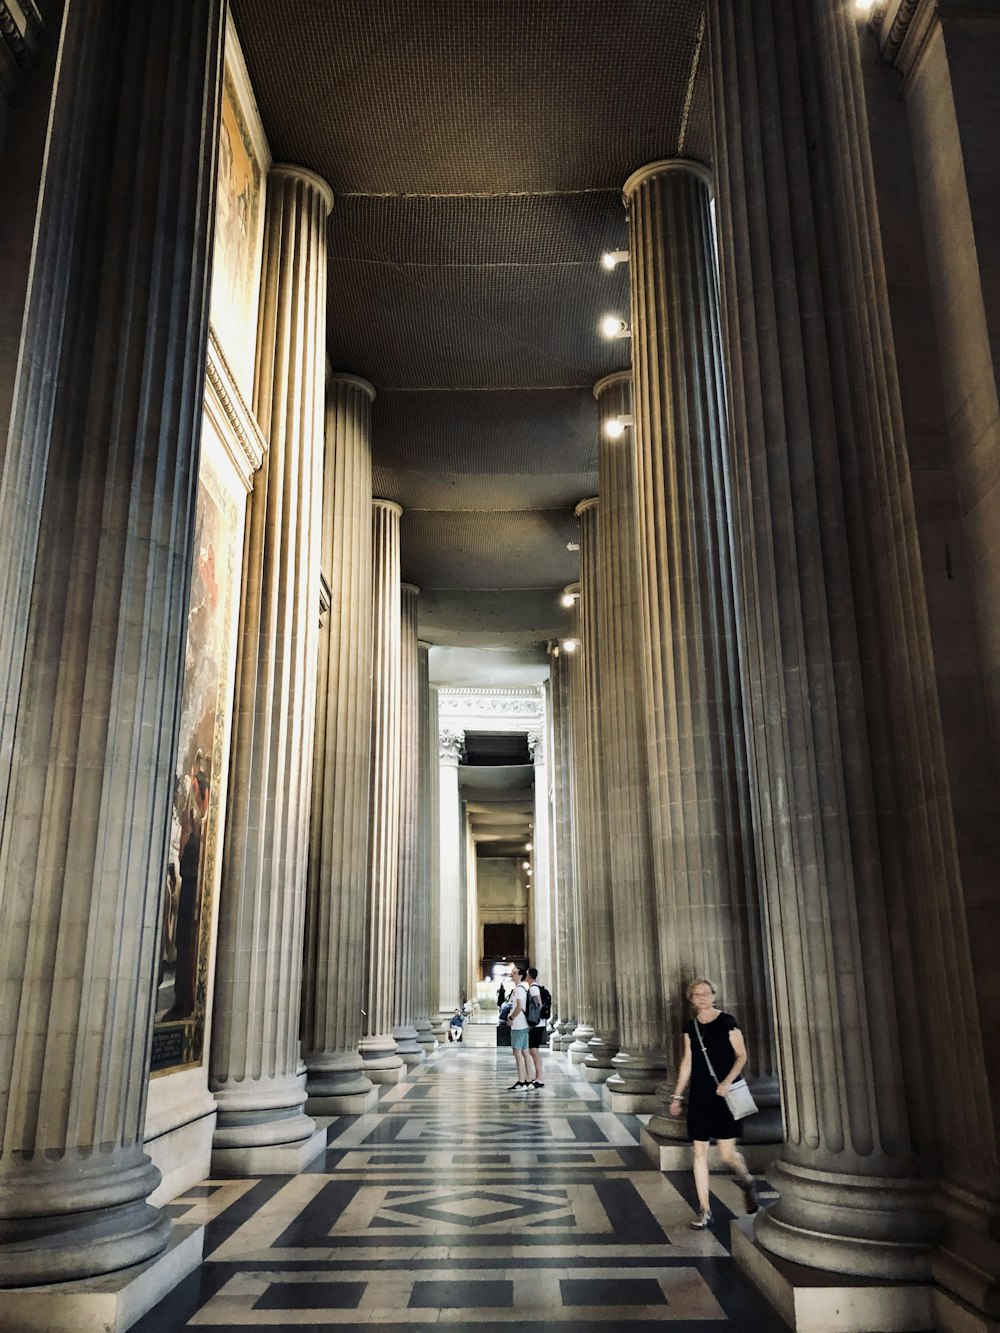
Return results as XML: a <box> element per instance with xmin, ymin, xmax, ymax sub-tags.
<box><xmin>232</xmin><ymin>0</ymin><xmax>708</xmax><ymax>643</ymax></box>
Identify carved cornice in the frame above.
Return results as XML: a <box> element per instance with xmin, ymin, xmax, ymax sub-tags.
<box><xmin>1</xmin><ymin>1</ymin><xmax>42</xmax><ymax>71</ymax></box>
<box><xmin>875</xmin><ymin>0</ymin><xmax>935</xmax><ymax>77</ymax></box>
<box><xmin>438</xmin><ymin>687</ymin><xmax>545</xmax><ymax>726</ymax></box>
<box><xmin>205</xmin><ymin>324</ymin><xmax>267</xmax><ymax>484</ymax></box>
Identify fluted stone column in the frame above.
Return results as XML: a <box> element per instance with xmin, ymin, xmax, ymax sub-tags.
<box><xmin>0</xmin><ymin>0</ymin><xmax>224</xmax><ymax>1290</ymax></box>
<box><xmin>548</xmin><ymin>632</ymin><xmax>578</xmax><ymax>1051</ymax></box>
<box><xmin>564</xmin><ymin>591</ymin><xmax>595</xmax><ymax>1064</ymax></box>
<box><xmin>361</xmin><ymin>500</ymin><xmax>406</xmax><ymax>1085</ymax></box>
<box><xmin>569</xmin><ymin>499</ymin><xmax>618</xmax><ymax>1079</ymax></box>
<box><xmin>623</xmin><ymin>159</ymin><xmax>779</xmax><ymax>1149</ymax></box>
<box><xmin>426</xmin><ymin>690</ymin><xmax>446</xmax><ymax>1042</ymax></box>
<box><xmin>301</xmin><ymin>374</ymin><xmax>378</xmax><ymax>1116</ymax></box>
<box><xmin>464</xmin><ymin>814</ymin><xmax>479</xmax><ymax>1000</ymax></box>
<box><xmin>210</xmin><ymin>165</ymin><xmax>332</xmax><ymax>1173</ymax></box>
<box><xmin>592</xmin><ymin>373</ymin><xmax>668</xmax><ymax>1112</ymax></box>
<box><xmin>528</xmin><ymin>729</ymin><xmax>552</xmax><ymax>983</ymax></box>
<box><xmin>392</xmin><ymin>583</ymin><xmax>424</xmax><ymax>1066</ymax></box>
<box><xmin>414</xmin><ymin>644</ymin><xmax>438</xmax><ymax>1051</ymax></box>
<box><xmin>438</xmin><ymin>729</ymin><xmax>465</xmax><ymax>1019</ymax></box>
<box><xmin>706</xmin><ymin>0</ymin><xmax>955</xmax><ymax>1281</ymax></box>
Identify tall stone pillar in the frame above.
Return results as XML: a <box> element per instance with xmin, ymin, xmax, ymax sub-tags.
<box><xmin>706</xmin><ymin>0</ymin><xmax>953</xmax><ymax>1281</ymax></box>
<box><xmin>210</xmin><ymin>165</ymin><xmax>332</xmax><ymax>1172</ymax></box>
<box><xmin>464</xmin><ymin>814</ymin><xmax>479</xmax><ymax>1000</ymax></box>
<box><xmin>414</xmin><ymin>644</ymin><xmax>439</xmax><ymax>1051</ymax></box>
<box><xmin>528</xmin><ymin>729</ymin><xmax>552</xmax><ymax>983</ymax></box>
<box><xmin>569</xmin><ymin>499</ymin><xmax>618</xmax><ymax>1078</ymax></box>
<box><xmin>438</xmin><ymin>729</ymin><xmax>465</xmax><ymax>1018</ymax></box>
<box><xmin>0</xmin><ymin>0</ymin><xmax>224</xmax><ymax>1288</ymax></box>
<box><xmin>392</xmin><ymin>583</ymin><xmax>424</xmax><ymax>1066</ymax></box>
<box><xmin>301</xmin><ymin>374</ymin><xmax>377</xmax><ymax>1115</ymax></box>
<box><xmin>361</xmin><ymin>500</ymin><xmax>406</xmax><ymax>1085</ymax></box>
<box><xmin>623</xmin><ymin>160</ymin><xmax>778</xmax><ymax>1143</ymax></box>
<box><xmin>548</xmin><ymin>632</ymin><xmax>579</xmax><ymax>1051</ymax></box>
<box><xmin>426</xmin><ymin>687</ymin><xmax>446</xmax><ymax>1041</ymax></box>
<box><xmin>592</xmin><ymin>373</ymin><xmax>668</xmax><ymax>1112</ymax></box>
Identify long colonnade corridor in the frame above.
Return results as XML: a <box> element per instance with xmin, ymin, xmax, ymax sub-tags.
<box><xmin>134</xmin><ymin>1043</ymin><xmax>786</xmax><ymax>1331</ymax></box>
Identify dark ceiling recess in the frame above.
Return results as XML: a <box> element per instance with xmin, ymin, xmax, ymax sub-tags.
<box><xmin>462</xmin><ymin>732</ymin><xmax>531</xmax><ymax>767</ymax></box>
<box><xmin>230</xmin><ymin>0</ymin><xmax>710</xmax><ymax>651</ymax></box>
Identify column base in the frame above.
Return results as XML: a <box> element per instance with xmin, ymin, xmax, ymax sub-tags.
<box><xmin>364</xmin><ymin>1062</ymin><xmax>404</xmax><ymax>1086</ymax></box>
<box><xmin>931</xmin><ymin>1180</ymin><xmax>1000</xmax><ymax>1328</ymax></box>
<box><xmin>602</xmin><ymin>1082</ymin><xmax>663</xmax><ymax>1113</ymax></box>
<box><xmin>583</xmin><ymin>1035</ymin><xmax>618</xmax><ymax>1083</ymax></box>
<box><xmin>392</xmin><ymin>1025</ymin><xmax>425</xmax><ymax>1064</ymax></box>
<box><xmin>732</xmin><ymin>1218</ymin><xmax>932</xmax><ymax>1332</ymax></box>
<box><xmin>639</xmin><ymin>1123</ymin><xmax>778</xmax><ymax>1173</ymax></box>
<box><xmin>0</xmin><ymin>1224</ymin><xmax>203</xmax><ymax>1333</ymax></box>
<box><xmin>567</xmin><ymin>1023</ymin><xmax>595</xmax><ymax>1064</ymax></box>
<box><xmin>757</xmin><ymin>1157</ymin><xmax>937</xmax><ymax>1281</ymax></box>
<box><xmin>212</xmin><ymin>1124</ymin><xmax>327</xmax><ymax>1175</ymax></box>
<box><xmin>306</xmin><ymin>1086</ymin><xmax>379</xmax><ymax>1116</ymax></box>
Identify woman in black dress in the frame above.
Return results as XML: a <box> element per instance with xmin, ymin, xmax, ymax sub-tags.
<box><xmin>668</xmin><ymin>978</ymin><xmax>759</xmax><ymax>1229</ymax></box>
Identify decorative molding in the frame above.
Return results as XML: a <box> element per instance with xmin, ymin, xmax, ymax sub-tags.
<box><xmin>0</xmin><ymin>1</ymin><xmax>42</xmax><ymax>71</ymax></box>
<box><xmin>527</xmin><ymin>731</ymin><xmax>545</xmax><ymax>764</ymax></box>
<box><xmin>204</xmin><ymin>323</ymin><xmax>266</xmax><ymax>490</ymax></box>
<box><xmin>438</xmin><ymin>687</ymin><xmax>545</xmax><ymax>728</ymax></box>
<box><xmin>876</xmin><ymin>0</ymin><xmax>935</xmax><ymax>78</ymax></box>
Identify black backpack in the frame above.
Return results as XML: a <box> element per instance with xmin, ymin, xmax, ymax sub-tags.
<box><xmin>527</xmin><ymin>984</ymin><xmax>552</xmax><ymax>1027</ymax></box>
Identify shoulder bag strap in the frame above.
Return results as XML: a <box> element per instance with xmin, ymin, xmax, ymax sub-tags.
<box><xmin>693</xmin><ymin>1019</ymin><xmax>720</xmax><ymax>1083</ymax></box>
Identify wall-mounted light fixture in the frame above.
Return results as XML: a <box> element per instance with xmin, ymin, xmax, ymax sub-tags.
<box><xmin>561</xmin><ymin>638</ymin><xmax>579</xmax><ymax>653</ymax></box>
<box><xmin>601</xmin><ymin>249</ymin><xmax>629</xmax><ymax>270</ymax></box>
<box><xmin>566</xmin><ymin>541</ymin><xmax>580</xmax><ymax>552</ymax></box>
<box><xmin>600</xmin><ymin>314</ymin><xmax>631</xmax><ymax>339</ymax></box>
<box><xmin>561</xmin><ymin>590</ymin><xmax>579</xmax><ymax>608</ymax></box>
<box><xmin>525</xmin><ymin>842</ymin><xmax>533</xmax><ymax>851</ymax></box>
<box><xmin>603</xmin><ymin>413</ymin><xmax>635</xmax><ymax>440</ymax></box>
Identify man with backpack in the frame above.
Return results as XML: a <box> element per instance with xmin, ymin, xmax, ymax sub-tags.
<box><xmin>526</xmin><ymin>966</ymin><xmax>551</xmax><ymax>1089</ymax></box>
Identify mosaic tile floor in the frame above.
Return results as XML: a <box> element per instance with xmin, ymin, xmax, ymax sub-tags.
<box><xmin>135</xmin><ymin>1045</ymin><xmax>787</xmax><ymax>1331</ymax></box>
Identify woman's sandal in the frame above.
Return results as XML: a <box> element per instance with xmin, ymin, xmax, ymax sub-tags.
<box><xmin>689</xmin><ymin>1209</ymin><xmax>713</xmax><ymax>1230</ymax></box>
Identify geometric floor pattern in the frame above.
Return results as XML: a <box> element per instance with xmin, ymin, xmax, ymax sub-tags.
<box><xmin>135</xmin><ymin>1043</ymin><xmax>788</xmax><ymax>1331</ymax></box>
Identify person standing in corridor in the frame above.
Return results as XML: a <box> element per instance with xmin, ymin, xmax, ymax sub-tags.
<box><xmin>506</xmin><ymin>964</ymin><xmax>532</xmax><ymax>1090</ymax></box>
<box><xmin>526</xmin><ymin>966</ymin><xmax>546</xmax><ymax>1089</ymax></box>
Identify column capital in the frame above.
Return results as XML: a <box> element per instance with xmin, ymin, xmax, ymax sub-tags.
<box><xmin>623</xmin><ymin>158</ymin><xmax>714</xmax><ymax>203</ymax></box>
<box><xmin>528</xmin><ymin>730</ymin><xmax>545</xmax><ymax>764</ymax></box>
<box><xmin>439</xmin><ymin>728</ymin><xmax>465</xmax><ymax>763</ymax></box>
<box><xmin>563</xmin><ymin>581</ymin><xmax>581</xmax><ymax>598</ymax></box>
<box><xmin>401</xmin><ymin>582</ymin><xmax>420</xmax><ymax>596</ymax></box>
<box><xmin>330</xmin><ymin>373</ymin><xmax>376</xmax><ymax>402</ymax></box>
<box><xmin>373</xmin><ymin>497</ymin><xmax>403</xmax><ymax>519</ymax></box>
<box><xmin>269</xmin><ymin>163</ymin><xmax>335</xmax><ymax>215</ymax></box>
<box><xmin>574</xmin><ymin>496</ymin><xmax>599</xmax><ymax>518</ymax></box>
<box><xmin>593</xmin><ymin>371</ymin><xmax>632</xmax><ymax>400</ymax></box>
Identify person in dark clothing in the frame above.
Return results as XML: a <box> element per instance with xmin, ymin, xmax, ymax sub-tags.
<box><xmin>668</xmin><ymin>977</ymin><xmax>759</xmax><ymax>1229</ymax></box>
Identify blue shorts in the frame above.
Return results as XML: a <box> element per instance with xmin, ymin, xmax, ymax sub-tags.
<box><xmin>511</xmin><ymin>1028</ymin><xmax>529</xmax><ymax>1050</ymax></box>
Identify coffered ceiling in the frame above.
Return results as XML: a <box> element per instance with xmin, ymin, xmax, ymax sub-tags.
<box><xmin>231</xmin><ymin>0</ymin><xmax>710</xmax><ymax>657</ymax></box>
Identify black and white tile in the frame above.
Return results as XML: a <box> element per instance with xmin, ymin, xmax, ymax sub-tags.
<box><xmin>135</xmin><ymin>1044</ymin><xmax>785</xmax><ymax>1331</ymax></box>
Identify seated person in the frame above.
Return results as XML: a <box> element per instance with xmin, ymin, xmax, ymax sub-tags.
<box><xmin>448</xmin><ymin>1009</ymin><xmax>465</xmax><ymax>1042</ymax></box>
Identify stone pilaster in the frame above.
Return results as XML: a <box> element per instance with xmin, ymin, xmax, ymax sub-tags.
<box><xmin>392</xmin><ymin>583</ymin><xmax>424</xmax><ymax>1066</ymax></box>
<box><xmin>437</xmin><ymin>729</ymin><xmax>465</xmax><ymax>1019</ymax></box>
<box><xmin>527</xmin><ymin>729</ymin><xmax>552</xmax><ymax>984</ymax></box>
<box><xmin>707</xmin><ymin>0</ymin><xmax>945</xmax><ymax>1279</ymax></box>
<box><xmin>361</xmin><ymin>500</ymin><xmax>406</xmax><ymax>1084</ymax></box>
<box><xmin>548</xmin><ymin>631</ymin><xmax>578</xmax><ymax>1050</ymax></box>
<box><xmin>414</xmin><ymin>644</ymin><xmax>438</xmax><ymax>1051</ymax></box>
<box><xmin>569</xmin><ymin>499</ymin><xmax>618</xmax><ymax>1078</ymax></box>
<box><xmin>592</xmin><ymin>373</ymin><xmax>668</xmax><ymax>1112</ymax></box>
<box><xmin>210</xmin><ymin>165</ymin><xmax>332</xmax><ymax>1172</ymax></box>
<box><xmin>0</xmin><ymin>0</ymin><xmax>224</xmax><ymax>1286</ymax></box>
<box><xmin>622</xmin><ymin>159</ymin><xmax>778</xmax><ymax>1145</ymax></box>
<box><xmin>301</xmin><ymin>374</ymin><xmax>377</xmax><ymax>1116</ymax></box>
